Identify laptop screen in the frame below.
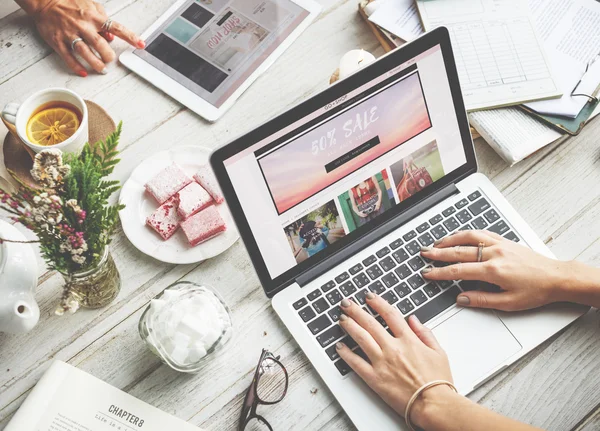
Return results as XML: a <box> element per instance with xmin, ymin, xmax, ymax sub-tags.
<box><xmin>223</xmin><ymin>43</ymin><xmax>467</xmax><ymax>280</ymax></box>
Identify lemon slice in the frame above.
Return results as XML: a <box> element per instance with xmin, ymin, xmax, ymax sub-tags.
<box><xmin>26</xmin><ymin>107</ymin><xmax>80</xmax><ymax>146</ymax></box>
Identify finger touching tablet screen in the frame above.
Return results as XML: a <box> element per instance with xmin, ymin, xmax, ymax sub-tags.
<box><xmin>120</xmin><ymin>0</ymin><xmax>321</xmax><ymax>122</ymax></box>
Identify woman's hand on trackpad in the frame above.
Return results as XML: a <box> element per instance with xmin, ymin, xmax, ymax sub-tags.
<box><xmin>419</xmin><ymin>230</ymin><xmax>569</xmax><ymax>311</ymax></box>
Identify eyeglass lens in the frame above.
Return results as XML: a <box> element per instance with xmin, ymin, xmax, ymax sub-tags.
<box><xmin>256</xmin><ymin>357</ymin><xmax>287</xmax><ymax>404</ymax></box>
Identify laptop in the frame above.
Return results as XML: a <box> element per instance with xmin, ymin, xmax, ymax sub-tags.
<box><xmin>211</xmin><ymin>27</ymin><xmax>587</xmax><ymax>430</ymax></box>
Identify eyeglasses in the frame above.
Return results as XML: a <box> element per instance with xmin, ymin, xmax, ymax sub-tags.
<box><xmin>238</xmin><ymin>349</ymin><xmax>289</xmax><ymax>431</ymax></box>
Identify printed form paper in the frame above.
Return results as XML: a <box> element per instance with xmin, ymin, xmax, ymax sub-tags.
<box><xmin>416</xmin><ymin>0</ymin><xmax>561</xmax><ymax>111</ymax></box>
<box><xmin>524</xmin><ymin>0</ymin><xmax>600</xmax><ymax>118</ymax></box>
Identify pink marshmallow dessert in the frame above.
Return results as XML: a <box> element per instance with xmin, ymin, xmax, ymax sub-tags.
<box><xmin>177</xmin><ymin>182</ymin><xmax>213</xmax><ymax>220</ymax></box>
<box><xmin>180</xmin><ymin>206</ymin><xmax>227</xmax><ymax>247</ymax></box>
<box><xmin>146</xmin><ymin>196</ymin><xmax>181</xmax><ymax>240</ymax></box>
<box><xmin>145</xmin><ymin>163</ymin><xmax>192</xmax><ymax>204</ymax></box>
<box><xmin>194</xmin><ymin>165</ymin><xmax>224</xmax><ymax>204</ymax></box>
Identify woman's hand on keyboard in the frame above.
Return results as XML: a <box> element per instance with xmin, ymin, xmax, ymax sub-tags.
<box><xmin>420</xmin><ymin>230</ymin><xmax>569</xmax><ymax>311</ymax></box>
<box><xmin>336</xmin><ymin>295</ymin><xmax>457</xmax><ymax>429</ymax></box>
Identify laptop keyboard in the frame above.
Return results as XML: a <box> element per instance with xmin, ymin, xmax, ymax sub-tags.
<box><xmin>292</xmin><ymin>190</ymin><xmax>521</xmax><ymax>376</ymax></box>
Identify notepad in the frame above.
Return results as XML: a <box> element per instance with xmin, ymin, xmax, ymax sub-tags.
<box><xmin>416</xmin><ymin>0</ymin><xmax>561</xmax><ymax>111</ymax></box>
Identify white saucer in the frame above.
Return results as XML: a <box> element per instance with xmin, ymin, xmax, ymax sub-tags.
<box><xmin>119</xmin><ymin>146</ymin><xmax>239</xmax><ymax>264</ymax></box>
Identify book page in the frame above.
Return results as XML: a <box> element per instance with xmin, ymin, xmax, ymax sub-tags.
<box><xmin>5</xmin><ymin>361</ymin><xmax>201</xmax><ymax>431</ymax></box>
<box><xmin>416</xmin><ymin>0</ymin><xmax>561</xmax><ymax>111</ymax></box>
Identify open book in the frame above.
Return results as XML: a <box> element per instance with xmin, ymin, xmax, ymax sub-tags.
<box><xmin>5</xmin><ymin>361</ymin><xmax>201</xmax><ymax>431</ymax></box>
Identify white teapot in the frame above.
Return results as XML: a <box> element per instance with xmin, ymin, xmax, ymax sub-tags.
<box><xmin>0</xmin><ymin>219</ymin><xmax>40</xmax><ymax>334</ymax></box>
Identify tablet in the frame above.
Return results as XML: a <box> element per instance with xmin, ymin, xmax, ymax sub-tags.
<box><xmin>120</xmin><ymin>0</ymin><xmax>321</xmax><ymax>122</ymax></box>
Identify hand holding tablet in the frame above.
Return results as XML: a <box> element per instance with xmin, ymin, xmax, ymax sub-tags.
<box><xmin>120</xmin><ymin>0</ymin><xmax>321</xmax><ymax>121</ymax></box>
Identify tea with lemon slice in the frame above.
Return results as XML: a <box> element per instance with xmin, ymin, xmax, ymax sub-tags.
<box><xmin>26</xmin><ymin>101</ymin><xmax>82</xmax><ymax>146</ymax></box>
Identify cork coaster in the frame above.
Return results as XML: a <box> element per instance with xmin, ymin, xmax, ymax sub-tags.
<box><xmin>2</xmin><ymin>100</ymin><xmax>116</xmax><ymax>189</ymax></box>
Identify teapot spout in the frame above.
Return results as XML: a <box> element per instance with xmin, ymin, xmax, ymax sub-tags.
<box><xmin>0</xmin><ymin>294</ymin><xmax>40</xmax><ymax>334</ymax></box>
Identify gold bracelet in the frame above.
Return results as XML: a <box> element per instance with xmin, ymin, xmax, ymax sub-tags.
<box><xmin>404</xmin><ymin>380</ymin><xmax>457</xmax><ymax>431</ymax></box>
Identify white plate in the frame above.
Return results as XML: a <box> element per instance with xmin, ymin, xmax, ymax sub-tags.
<box><xmin>119</xmin><ymin>146</ymin><xmax>239</xmax><ymax>264</ymax></box>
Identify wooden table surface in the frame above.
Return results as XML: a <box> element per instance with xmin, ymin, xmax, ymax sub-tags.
<box><xmin>1</xmin><ymin>1</ymin><xmax>600</xmax><ymax>430</ymax></box>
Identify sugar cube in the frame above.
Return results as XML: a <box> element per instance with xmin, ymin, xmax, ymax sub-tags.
<box><xmin>178</xmin><ymin>314</ymin><xmax>207</xmax><ymax>339</ymax></box>
<box><xmin>158</xmin><ymin>337</ymin><xmax>175</xmax><ymax>354</ymax></box>
<box><xmin>194</xmin><ymin>165</ymin><xmax>224</xmax><ymax>204</ymax></box>
<box><xmin>145</xmin><ymin>163</ymin><xmax>192</xmax><ymax>204</ymax></box>
<box><xmin>200</xmin><ymin>328</ymin><xmax>220</xmax><ymax>348</ymax></box>
<box><xmin>187</xmin><ymin>344</ymin><xmax>208</xmax><ymax>363</ymax></box>
<box><xmin>177</xmin><ymin>182</ymin><xmax>213</xmax><ymax>220</ymax></box>
<box><xmin>180</xmin><ymin>206</ymin><xmax>226</xmax><ymax>247</ymax></box>
<box><xmin>170</xmin><ymin>344</ymin><xmax>189</xmax><ymax>365</ymax></box>
<box><xmin>172</xmin><ymin>332</ymin><xmax>191</xmax><ymax>349</ymax></box>
<box><xmin>146</xmin><ymin>196</ymin><xmax>181</xmax><ymax>240</ymax></box>
<box><xmin>161</xmin><ymin>288</ymin><xmax>180</xmax><ymax>302</ymax></box>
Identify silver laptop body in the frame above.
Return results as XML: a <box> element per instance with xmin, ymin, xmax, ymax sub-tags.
<box><xmin>211</xmin><ymin>27</ymin><xmax>587</xmax><ymax>430</ymax></box>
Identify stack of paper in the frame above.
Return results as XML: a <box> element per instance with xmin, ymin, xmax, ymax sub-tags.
<box><xmin>367</xmin><ymin>0</ymin><xmax>600</xmax><ymax>164</ymax></box>
<box><xmin>468</xmin><ymin>108</ymin><xmax>564</xmax><ymax>165</ymax></box>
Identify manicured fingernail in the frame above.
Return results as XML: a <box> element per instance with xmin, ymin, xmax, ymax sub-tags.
<box><xmin>366</xmin><ymin>292</ymin><xmax>375</xmax><ymax>300</ymax></box>
<box><xmin>421</xmin><ymin>246</ymin><xmax>432</xmax><ymax>252</ymax></box>
<box><xmin>421</xmin><ymin>267</ymin><xmax>432</xmax><ymax>274</ymax></box>
<box><xmin>341</xmin><ymin>298</ymin><xmax>351</xmax><ymax>308</ymax></box>
<box><xmin>434</xmin><ymin>239</ymin><xmax>443</xmax><ymax>246</ymax></box>
<box><xmin>410</xmin><ymin>314</ymin><xmax>421</xmax><ymax>323</ymax></box>
<box><xmin>101</xmin><ymin>67</ymin><xmax>108</xmax><ymax>75</ymax></box>
<box><xmin>457</xmin><ymin>295</ymin><xmax>470</xmax><ymax>305</ymax></box>
<box><xmin>78</xmin><ymin>70</ymin><xmax>88</xmax><ymax>77</ymax></box>
<box><xmin>340</xmin><ymin>314</ymin><xmax>348</xmax><ymax>321</ymax></box>
<box><xmin>107</xmin><ymin>33</ymin><xmax>115</xmax><ymax>41</ymax></box>
<box><xmin>336</xmin><ymin>342</ymin><xmax>345</xmax><ymax>350</ymax></box>
<box><xmin>137</xmin><ymin>40</ymin><xmax>146</xmax><ymax>49</ymax></box>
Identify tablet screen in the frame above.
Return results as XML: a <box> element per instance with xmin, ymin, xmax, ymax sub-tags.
<box><xmin>133</xmin><ymin>0</ymin><xmax>311</xmax><ymax>108</ymax></box>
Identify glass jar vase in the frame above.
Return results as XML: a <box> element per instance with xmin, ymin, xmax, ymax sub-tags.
<box><xmin>62</xmin><ymin>248</ymin><xmax>121</xmax><ymax>309</ymax></box>
<box><xmin>139</xmin><ymin>281</ymin><xmax>233</xmax><ymax>373</ymax></box>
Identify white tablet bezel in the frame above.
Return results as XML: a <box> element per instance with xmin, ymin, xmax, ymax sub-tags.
<box><xmin>119</xmin><ymin>0</ymin><xmax>322</xmax><ymax>122</ymax></box>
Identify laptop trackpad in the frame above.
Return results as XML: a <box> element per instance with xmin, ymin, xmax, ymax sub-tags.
<box><xmin>431</xmin><ymin>308</ymin><xmax>522</xmax><ymax>391</ymax></box>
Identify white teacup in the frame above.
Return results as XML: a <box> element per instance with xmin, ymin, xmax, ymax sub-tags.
<box><xmin>1</xmin><ymin>88</ymin><xmax>88</xmax><ymax>155</ymax></box>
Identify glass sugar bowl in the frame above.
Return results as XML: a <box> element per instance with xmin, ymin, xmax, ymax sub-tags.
<box><xmin>139</xmin><ymin>281</ymin><xmax>233</xmax><ymax>373</ymax></box>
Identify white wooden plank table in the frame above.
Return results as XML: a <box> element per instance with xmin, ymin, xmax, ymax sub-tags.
<box><xmin>1</xmin><ymin>1</ymin><xmax>600</xmax><ymax>430</ymax></box>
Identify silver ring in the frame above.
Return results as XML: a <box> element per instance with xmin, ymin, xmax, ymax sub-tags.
<box><xmin>100</xmin><ymin>18</ymin><xmax>113</xmax><ymax>33</ymax></box>
<box><xmin>71</xmin><ymin>37</ymin><xmax>84</xmax><ymax>51</ymax></box>
<box><xmin>477</xmin><ymin>242</ymin><xmax>485</xmax><ymax>262</ymax></box>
